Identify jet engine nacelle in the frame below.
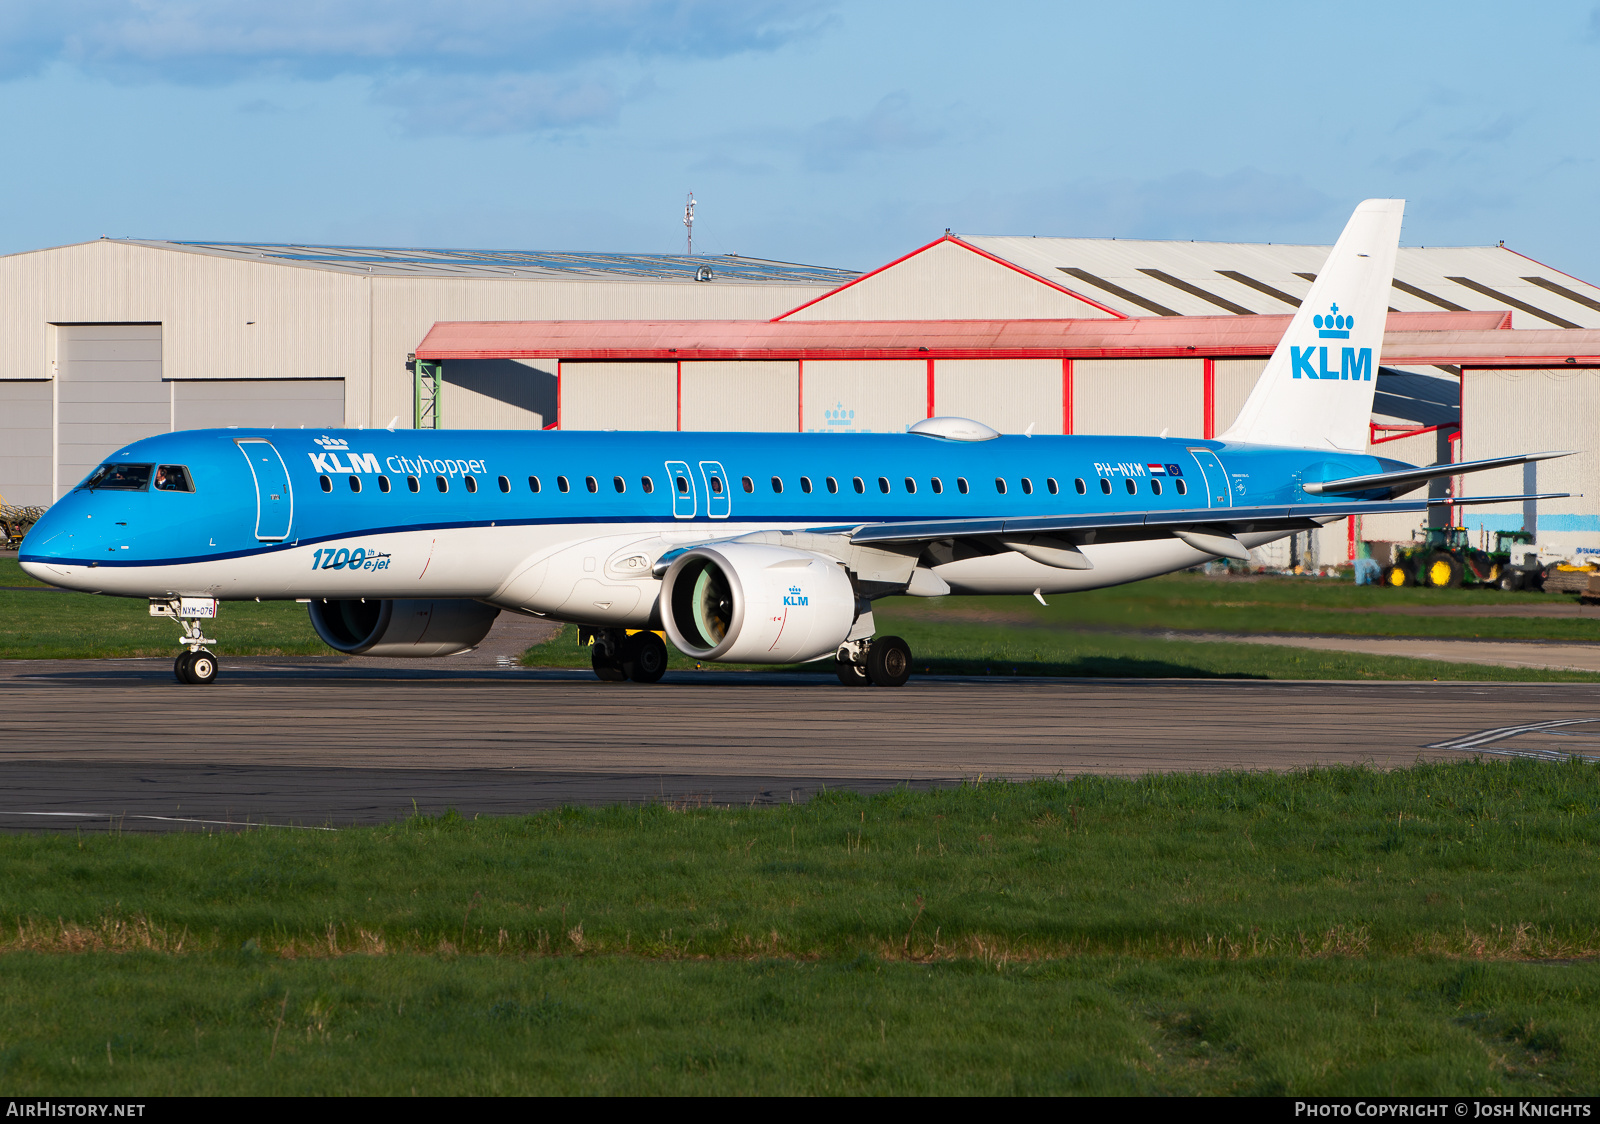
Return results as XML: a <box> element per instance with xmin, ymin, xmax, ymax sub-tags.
<box><xmin>660</xmin><ymin>544</ymin><xmax>855</xmax><ymax>664</ymax></box>
<box><xmin>309</xmin><ymin>598</ymin><xmax>501</xmax><ymax>657</ymax></box>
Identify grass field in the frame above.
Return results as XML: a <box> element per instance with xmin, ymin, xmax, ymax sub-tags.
<box><xmin>2</xmin><ymin>760</ymin><xmax>1597</xmax><ymax>1094</ymax></box>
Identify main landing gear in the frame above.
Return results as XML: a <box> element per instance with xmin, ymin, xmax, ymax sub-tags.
<box><xmin>587</xmin><ymin>628</ymin><xmax>669</xmax><ymax>684</ymax></box>
<box><xmin>835</xmin><ymin>635</ymin><xmax>913</xmax><ymax>688</ymax></box>
<box><xmin>150</xmin><ymin>598</ymin><xmax>220</xmax><ymax>685</ymax></box>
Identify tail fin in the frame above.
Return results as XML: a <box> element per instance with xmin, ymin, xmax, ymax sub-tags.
<box><xmin>1219</xmin><ymin>198</ymin><xmax>1404</xmax><ymax>452</ymax></box>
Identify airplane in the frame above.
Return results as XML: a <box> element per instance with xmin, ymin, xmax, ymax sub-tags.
<box><xmin>19</xmin><ymin>199</ymin><xmax>1571</xmax><ymax>686</ymax></box>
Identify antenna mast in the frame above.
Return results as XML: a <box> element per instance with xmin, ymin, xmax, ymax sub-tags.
<box><xmin>683</xmin><ymin>192</ymin><xmax>696</xmax><ymax>255</ymax></box>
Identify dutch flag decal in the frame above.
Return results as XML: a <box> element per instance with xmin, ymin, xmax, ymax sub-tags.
<box><xmin>1147</xmin><ymin>463</ymin><xmax>1166</xmax><ymax>475</ymax></box>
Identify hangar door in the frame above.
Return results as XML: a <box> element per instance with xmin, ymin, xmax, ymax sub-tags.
<box><xmin>174</xmin><ymin>380</ymin><xmax>344</xmax><ymax>430</ymax></box>
<box><xmin>55</xmin><ymin>324</ymin><xmax>167</xmax><ymax>494</ymax></box>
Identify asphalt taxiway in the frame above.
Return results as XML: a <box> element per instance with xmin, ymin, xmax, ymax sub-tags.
<box><xmin>2</xmin><ymin>657</ymin><xmax>1598</xmax><ymax>829</ymax></box>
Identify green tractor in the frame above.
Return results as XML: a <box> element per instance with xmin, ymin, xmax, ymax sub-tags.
<box><xmin>1381</xmin><ymin>526</ymin><xmax>1535</xmax><ymax>591</ymax></box>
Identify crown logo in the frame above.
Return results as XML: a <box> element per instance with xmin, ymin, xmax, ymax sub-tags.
<box><xmin>314</xmin><ymin>435</ymin><xmax>350</xmax><ymax>449</ymax></box>
<box><xmin>1314</xmin><ymin>303</ymin><xmax>1352</xmax><ymax>339</ymax></box>
<box><xmin>788</xmin><ymin>586</ymin><xmax>803</xmax><ymax>595</ymax></box>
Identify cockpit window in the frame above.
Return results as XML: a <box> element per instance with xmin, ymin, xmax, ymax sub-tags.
<box><xmin>81</xmin><ymin>463</ymin><xmax>153</xmax><ymax>491</ymax></box>
<box><xmin>154</xmin><ymin>465</ymin><xmax>194</xmax><ymax>492</ymax></box>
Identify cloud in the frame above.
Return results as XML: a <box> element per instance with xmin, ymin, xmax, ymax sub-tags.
<box><xmin>800</xmin><ymin>93</ymin><xmax>943</xmax><ymax>171</ymax></box>
<box><xmin>0</xmin><ymin>1</ymin><xmax>835</xmax><ymax>133</ymax></box>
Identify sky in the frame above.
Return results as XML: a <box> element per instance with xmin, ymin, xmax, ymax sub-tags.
<box><xmin>0</xmin><ymin>1</ymin><xmax>1596</xmax><ymax>276</ymax></box>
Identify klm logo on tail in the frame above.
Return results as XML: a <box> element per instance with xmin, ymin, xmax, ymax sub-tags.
<box><xmin>1290</xmin><ymin>302</ymin><xmax>1371</xmax><ymax>383</ymax></box>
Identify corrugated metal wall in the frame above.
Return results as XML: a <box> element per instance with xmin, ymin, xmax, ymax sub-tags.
<box><xmin>0</xmin><ymin>379</ymin><xmax>51</xmax><ymax>507</ymax></box>
<box><xmin>1213</xmin><ymin>359</ymin><xmax>1267</xmax><ymax>434</ymax></box>
<box><xmin>173</xmin><ymin>379</ymin><xmax>345</xmax><ymax>430</ymax></box>
<box><xmin>561</xmin><ymin>361</ymin><xmax>677</xmax><ymax>430</ymax></box>
<box><xmin>783</xmin><ymin>241</ymin><xmax>1116</xmax><ymax>321</ymax></box>
<box><xmin>442</xmin><ymin>360</ymin><xmax>554</xmax><ymax>429</ymax></box>
<box><xmin>801</xmin><ymin>360</ymin><xmax>924</xmax><ymax>433</ymax></box>
<box><xmin>681</xmin><ymin>361</ymin><xmax>798</xmax><ymax>431</ymax></box>
<box><xmin>56</xmin><ymin>324</ymin><xmax>166</xmax><ymax>494</ymax></box>
<box><xmin>935</xmin><ymin>359</ymin><xmax>1062</xmax><ymax>434</ymax></box>
<box><xmin>1074</xmin><ymin>358</ymin><xmax>1205</xmax><ymax>437</ymax></box>
<box><xmin>1462</xmin><ymin>368</ymin><xmax>1600</xmax><ymax>554</ymax></box>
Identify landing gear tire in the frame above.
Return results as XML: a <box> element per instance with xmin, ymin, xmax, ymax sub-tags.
<box><xmin>866</xmin><ymin>635</ymin><xmax>913</xmax><ymax>688</ymax></box>
<box><xmin>591</xmin><ymin>644</ymin><xmax>628</xmax><ymax>682</ymax></box>
<box><xmin>175</xmin><ymin>649</ymin><xmax>218</xmax><ymax>684</ymax></box>
<box><xmin>835</xmin><ymin>658</ymin><xmax>869</xmax><ymax>687</ymax></box>
<box><xmin>622</xmin><ymin>632</ymin><xmax>668</xmax><ymax>684</ymax></box>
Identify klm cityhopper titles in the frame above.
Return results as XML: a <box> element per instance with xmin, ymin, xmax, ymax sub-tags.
<box><xmin>19</xmin><ymin>200</ymin><xmax>1569</xmax><ymax>685</ymax></box>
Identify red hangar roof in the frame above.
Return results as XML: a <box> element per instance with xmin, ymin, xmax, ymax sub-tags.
<box><xmin>412</xmin><ymin>310</ymin><xmax>1600</xmax><ymax>367</ymax></box>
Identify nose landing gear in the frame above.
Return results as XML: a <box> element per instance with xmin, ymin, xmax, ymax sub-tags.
<box><xmin>150</xmin><ymin>598</ymin><xmax>220</xmax><ymax>685</ymax></box>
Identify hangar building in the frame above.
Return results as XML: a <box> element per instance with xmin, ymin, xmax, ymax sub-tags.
<box><xmin>0</xmin><ymin>239</ymin><xmax>855</xmax><ymax>507</ymax></box>
<box><xmin>8</xmin><ymin>229</ymin><xmax>1600</xmax><ymax>566</ymax></box>
<box><xmin>415</xmin><ymin>233</ymin><xmax>1600</xmax><ymax>562</ymax></box>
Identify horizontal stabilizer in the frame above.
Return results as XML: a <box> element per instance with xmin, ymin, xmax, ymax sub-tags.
<box><xmin>1304</xmin><ymin>451</ymin><xmax>1574</xmax><ymax>496</ymax></box>
<box><xmin>1172</xmin><ymin>529</ymin><xmax>1251</xmax><ymax>561</ymax></box>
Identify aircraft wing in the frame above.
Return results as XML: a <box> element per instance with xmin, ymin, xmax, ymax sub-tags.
<box><xmin>1303</xmin><ymin>450</ymin><xmax>1573</xmax><ymax>497</ymax></box>
<box><xmin>849</xmin><ymin>492</ymin><xmax>1569</xmax><ymax>550</ymax></box>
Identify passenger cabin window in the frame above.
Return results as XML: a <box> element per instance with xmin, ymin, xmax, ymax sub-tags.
<box><xmin>1125</xmin><ymin>478</ymin><xmax>1137</xmax><ymax>495</ymax></box>
<box><xmin>436</xmin><ymin>476</ymin><xmax>449</xmax><ymax>493</ymax></box>
<box><xmin>642</xmin><ymin>477</ymin><xmax>655</xmax><ymax>494</ymax></box>
<box><xmin>465</xmin><ymin>475</ymin><xmax>478</xmax><ymax>493</ymax></box>
<box><xmin>957</xmin><ymin>477</ymin><xmax>969</xmax><ymax>494</ymax></box>
<box><xmin>878</xmin><ymin>476</ymin><xmax>890</xmax><ymax>494</ymax></box>
<box><xmin>1175</xmin><ymin>478</ymin><xmax>1188</xmax><ymax>496</ymax></box>
<box><xmin>852</xmin><ymin>477</ymin><xmax>865</xmax><ymax>494</ymax></box>
<box><xmin>585</xmin><ymin>476</ymin><xmax>598</xmax><ymax>493</ymax></box>
<box><xmin>994</xmin><ymin>478</ymin><xmax>1007</xmax><ymax>495</ymax></box>
<box><xmin>826</xmin><ymin>476</ymin><xmax>838</xmax><ymax>493</ymax></box>
<box><xmin>348</xmin><ymin>475</ymin><xmax>361</xmax><ymax>493</ymax></box>
<box><xmin>710</xmin><ymin>476</ymin><xmax>723</xmax><ymax>494</ymax></box>
<box><xmin>904</xmin><ymin>477</ymin><xmax>916</xmax><ymax>494</ymax></box>
<box><xmin>771</xmin><ymin>476</ymin><xmax>783</xmax><ymax>494</ymax></box>
<box><xmin>1075</xmin><ymin>478</ymin><xmax>1086</xmax><ymax>495</ymax></box>
<box><xmin>408</xmin><ymin>476</ymin><xmax>420</xmax><ymax>493</ymax></box>
<box><xmin>153</xmin><ymin>465</ymin><xmax>194</xmax><ymax>492</ymax></box>
<box><xmin>1151</xmin><ymin>479</ymin><xmax>1163</xmax><ymax>496</ymax></box>
<box><xmin>741</xmin><ymin>476</ymin><xmax>753</xmax><ymax>493</ymax></box>
<box><xmin>931</xmin><ymin>477</ymin><xmax>943</xmax><ymax>494</ymax></box>
<box><xmin>558</xmin><ymin>476</ymin><xmax>571</xmax><ymax>493</ymax></box>
<box><xmin>1021</xmin><ymin>478</ymin><xmax>1033</xmax><ymax>495</ymax></box>
<box><xmin>82</xmin><ymin>463</ymin><xmax>153</xmax><ymax>491</ymax></box>
<box><xmin>319</xmin><ymin>475</ymin><xmax>332</xmax><ymax>492</ymax></box>
<box><xmin>497</xmin><ymin>475</ymin><xmax>510</xmax><ymax>493</ymax></box>
<box><xmin>528</xmin><ymin>476</ymin><xmax>541</xmax><ymax>493</ymax></box>
<box><xmin>800</xmin><ymin>476</ymin><xmax>812</xmax><ymax>494</ymax></box>
<box><xmin>1100</xmin><ymin>479</ymin><xmax>1112</xmax><ymax>495</ymax></box>
<box><xmin>1046</xmin><ymin>478</ymin><xmax>1058</xmax><ymax>495</ymax></box>
<box><xmin>378</xmin><ymin>475</ymin><xmax>391</xmax><ymax>493</ymax></box>
<box><xmin>613</xmin><ymin>476</ymin><xmax>626</xmax><ymax>493</ymax></box>
<box><xmin>675</xmin><ymin>475</ymin><xmax>688</xmax><ymax>494</ymax></box>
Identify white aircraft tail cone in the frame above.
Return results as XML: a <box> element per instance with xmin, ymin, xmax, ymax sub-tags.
<box><xmin>1220</xmin><ymin>198</ymin><xmax>1404</xmax><ymax>453</ymax></box>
